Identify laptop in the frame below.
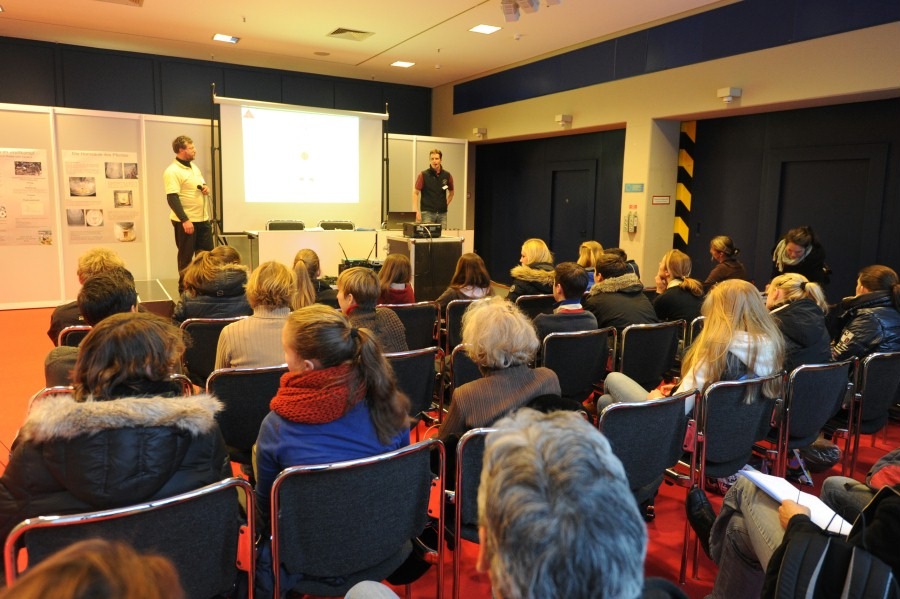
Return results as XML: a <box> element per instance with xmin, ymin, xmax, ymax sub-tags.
<box><xmin>384</xmin><ymin>211</ymin><xmax>417</xmax><ymax>230</ymax></box>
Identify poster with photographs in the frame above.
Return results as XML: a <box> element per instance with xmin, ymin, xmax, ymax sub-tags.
<box><xmin>62</xmin><ymin>150</ymin><xmax>141</xmax><ymax>244</ymax></box>
<box><xmin>0</xmin><ymin>148</ymin><xmax>53</xmax><ymax>247</ymax></box>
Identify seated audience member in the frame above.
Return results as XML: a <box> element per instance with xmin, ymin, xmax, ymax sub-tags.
<box><xmin>507</xmin><ymin>238</ymin><xmax>555</xmax><ymax>302</ymax></box>
<box><xmin>820</xmin><ymin>446</ymin><xmax>900</xmax><ymax>522</ymax></box>
<box><xmin>653</xmin><ymin>249</ymin><xmax>704</xmax><ymax>323</ymax></box>
<box><xmin>215</xmin><ymin>261</ymin><xmax>294</xmax><ymax>370</ymax></box>
<box><xmin>291</xmin><ymin>259</ymin><xmax>316</xmax><ymax>310</ymax></box>
<box><xmin>533</xmin><ymin>262</ymin><xmax>598</xmax><ymax>341</ymax></box>
<box><xmin>583</xmin><ymin>253</ymin><xmax>658</xmax><ymax>331</ymax></box>
<box><xmin>703</xmin><ymin>235</ymin><xmax>751</xmax><ymax>291</ymax></box>
<box><xmin>0</xmin><ymin>539</ymin><xmax>185</xmax><ymax>599</ymax></box>
<box><xmin>0</xmin><ymin>312</ymin><xmax>230</xmax><ymax>556</ymax></box>
<box><xmin>771</xmin><ymin>225</ymin><xmax>829</xmax><ymax>285</ymax></box>
<box><xmin>831</xmin><ymin>264</ymin><xmax>900</xmax><ymax>361</ymax></box>
<box><xmin>293</xmin><ymin>248</ymin><xmax>338</xmax><ymax>306</ymax></box>
<box><xmin>439</xmin><ymin>297</ymin><xmax>560</xmax><ymax>441</ymax></box>
<box><xmin>337</xmin><ymin>267</ymin><xmax>408</xmax><ymax>353</ymax></box>
<box><xmin>606</xmin><ymin>247</ymin><xmax>641</xmax><ymax>280</ymax></box>
<box><xmin>576</xmin><ymin>240</ymin><xmax>605</xmax><ymax>289</ymax></box>
<box><xmin>47</xmin><ymin>247</ymin><xmax>128</xmax><ymax>343</ymax></box>
<box><xmin>435</xmin><ymin>252</ymin><xmax>493</xmax><ymax>310</ymax></box>
<box><xmin>253</xmin><ymin>305</ymin><xmax>410</xmax><ymax>593</ymax></box>
<box><xmin>44</xmin><ymin>268</ymin><xmax>138</xmax><ymax>387</ymax></box>
<box><xmin>766</xmin><ymin>273</ymin><xmax>831</xmax><ymax>371</ymax></box>
<box><xmin>686</xmin><ymin>455</ymin><xmax>900</xmax><ymax>599</ymax></box>
<box><xmin>378</xmin><ymin>253</ymin><xmax>415</xmax><ymax>305</ymax></box>
<box><xmin>172</xmin><ymin>247</ymin><xmax>252</xmax><ymax>323</ymax></box>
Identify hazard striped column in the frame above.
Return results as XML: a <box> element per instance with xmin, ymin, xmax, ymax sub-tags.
<box><xmin>674</xmin><ymin>121</ymin><xmax>695</xmax><ymax>252</ymax></box>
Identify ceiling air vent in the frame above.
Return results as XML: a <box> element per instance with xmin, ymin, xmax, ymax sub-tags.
<box><xmin>93</xmin><ymin>0</ymin><xmax>144</xmax><ymax>6</ymax></box>
<box><xmin>328</xmin><ymin>28</ymin><xmax>374</xmax><ymax>42</ymax></box>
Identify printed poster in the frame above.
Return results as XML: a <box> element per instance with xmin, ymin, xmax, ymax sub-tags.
<box><xmin>0</xmin><ymin>148</ymin><xmax>53</xmax><ymax>246</ymax></box>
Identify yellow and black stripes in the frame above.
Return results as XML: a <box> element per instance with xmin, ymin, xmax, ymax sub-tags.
<box><xmin>675</xmin><ymin>121</ymin><xmax>695</xmax><ymax>252</ymax></box>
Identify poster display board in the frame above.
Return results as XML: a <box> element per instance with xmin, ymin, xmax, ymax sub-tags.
<box><xmin>0</xmin><ymin>148</ymin><xmax>53</xmax><ymax>247</ymax></box>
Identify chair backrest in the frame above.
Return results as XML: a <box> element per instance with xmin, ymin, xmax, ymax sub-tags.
<box><xmin>857</xmin><ymin>351</ymin><xmax>900</xmax><ymax>433</ymax></box>
<box><xmin>696</xmin><ymin>373</ymin><xmax>783</xmax><ymax>480</ymax></box>
<box><xmin>445</xmin><ymin>299</ymin><xmax>475</xmax><ymax>355</ymax></box>
<box><xmin>598</xmin><ymin>390</ymin><xmax>695</xmax><ymax>503</ymax></box>
<box><xmin>180</xmin><ymin>317</ymin><xmax>246</xmax><ymax>386</ymax></box>
<box><xmin>57</xmin><ymin>325</ymin><xmax>91</xmax><ymax>347</ymax></box>
<box><xmin>271</xmin><ymin>439</ymin><xmax>443</xmax><ymax>598</ymax></box>
<box><xmin>619</xmin><ymin>320</ymin><xmax>686</xmax><ymax>391</ymax></box>
<box><xmin>206</xmin><ymin>365</ymin><xmax>287</xmax><ymax>465</ymax></box>
<box><xmin>381</xmin><ymin>301</ymin><xmax>440</xmax><ymax>350</ymax></box>
<box><xmin>513</xmin><ymin>294</ymin><xmax>555</xmax><ymax>319</ymax></box>
<box><xmin>782</xmin><ymin>359</ymin><xmax>855</xmax><ymax>448</ymax></box>
<box><xmin>541</xmin><ymin>327</ymin><xmax>615</xmax><ymax>403</ymax></box>
<box><xmin>4</xmin><ymin>478</ymin><xmax>254</xmax><ymax>598</ymax></box>
<box><xmin>317</xmin><ymin>220</ymin><xmax>355</xmax><ymax>230</ymax></box>
<box><xmin>688</xmin><ymin>316</ymin><xmax>706</xmax><ymax>347</ymax></box>
<box><xmin>452</xmin><ymin>428</ymin><xmax>494</xmax><ymax>599</ymax></box>
<box><xmin>449</xmin><ymin>344</ymin><xmax>482</xmax><ymax>392</ymax></box>
<box><xmin>386</xmin><ymin>346</ymin><xmax>443</xmax><ymax>419</ymax></box>
<box><xmin>266</xmin><ymin>219</ymin><xmax>305</xmax><ymax>230</ymax></box>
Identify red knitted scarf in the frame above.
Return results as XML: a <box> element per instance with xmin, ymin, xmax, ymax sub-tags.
<box><xmin>270</xmin><ymin>363</ymin><xmax>366</xmax><ymax>424</ymax></box>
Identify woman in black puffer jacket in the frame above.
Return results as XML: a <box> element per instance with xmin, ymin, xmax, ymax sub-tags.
<box><xmin>766</xmin><ymin>273</ymin><xmax>831</xmax><ymax>372</ymax></box>
<box><xmin>173</xmin><ymin>246</ymin><xmax>252</xmax><ymax>322</ymax></box>
<box><xmin>831</xmin><ymin>264</ymin><xmax>900</xmax><ymax>361</ymax></box>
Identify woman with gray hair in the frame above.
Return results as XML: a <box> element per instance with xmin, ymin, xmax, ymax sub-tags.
<box><xmin>438</xmin><ymin>296</ymin><xmax>560</xmax><ymax>440</ymax></box>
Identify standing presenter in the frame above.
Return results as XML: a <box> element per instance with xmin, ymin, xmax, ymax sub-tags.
<box><xmin>164</xmin><ymin>135</ymin><xmax>213</xmax><ymax>277</ymax></box>
<box><xmin>413</xmin><ymin>148</ymin><xmax>454</xmax><ymax>228</ymax></box>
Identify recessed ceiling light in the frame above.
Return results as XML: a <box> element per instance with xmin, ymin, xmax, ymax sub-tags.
<box><xmin>391</xmin><ymin>61</ymin><xmax>415</xmax><ymax>68</ymax></box>
<box><xmin>212</xmin><ymin>34</ymin><xmax>240</xmax><ymax>44</ymax></box>
<box><xmin>314</xmin><ymin>51</ymin><xmax>330</xmax><ymax>57</ymax></box>
<box><xmin>469</xmin><ymin>24</ymin><xmax>501</xmax><ymax>34</ymax></box>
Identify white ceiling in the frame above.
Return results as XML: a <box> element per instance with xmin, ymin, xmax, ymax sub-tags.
<box><xmin>0</xmin><ymin>0</ymin><xmax>732</xmax><ymax>88</ymax></box>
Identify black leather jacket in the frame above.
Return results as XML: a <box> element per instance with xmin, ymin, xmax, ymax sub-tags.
<box><xmin>831</xmin><ymin>290</ymin><xmax>900</xmax><ymax>361</ymax></box>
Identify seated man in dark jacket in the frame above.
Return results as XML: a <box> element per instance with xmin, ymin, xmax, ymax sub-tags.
<box><xmin>533</xmin><ymin>262</ymin><xmax>598</xmax><ymax>341</ymax></box>
<box><xmin>583</xmin><ymin>253</ymin><xmax>658</xmax><ymax>331</ymax></box>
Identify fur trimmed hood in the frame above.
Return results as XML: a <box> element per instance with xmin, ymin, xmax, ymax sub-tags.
<box><xmin>20</xmin><ymin>393</ymin><xmax>223</xmax><ymax>443</ymax></box>
<box><xmin>510</xmin><ymin>262</ymin><xmax>555</xmax><ymax>285</ymax></box>
<box><xmin>589</xmin><ymin>272</ymin><xmax>644</xmax><ymax>296</ymax></box>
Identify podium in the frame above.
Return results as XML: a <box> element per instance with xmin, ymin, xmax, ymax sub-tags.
<box><xmin>386</xmin><ymin>236</ymin><xmax>463</xmax><ymax>301</ymax></box>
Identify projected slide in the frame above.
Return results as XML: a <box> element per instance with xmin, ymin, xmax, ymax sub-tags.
<box><xmin>241</xmin><ymin>106</ymin><xmax>359</xmax><ymax>203</ymax></box>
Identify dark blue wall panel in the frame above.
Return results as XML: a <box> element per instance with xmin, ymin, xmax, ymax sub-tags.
<box><xmin>282</xmin><ymin>74</ymin><xmax>335</xmax><ymax>108</ymax></box>
<box><xmin>383</xmin><ymin>85</ymin><xmax>430</xmax><ymax>135</ymax></box>
<box><xmin>62</xmin><ymin>48</ymin><xmax>156</xmax><ymax>114</ymax></box>
<box><xmin>160</xmin><ymin>61</ymin><xmax>224</xmax><ymax>119</ymax></box>
<box><xmin>334</xmin><ymin>79</ymin><xmax>384</xmax><ymax>113</ymax></box>
<box><xmin>614</xmin><ymin>31</ymin><xmax>648</xmax><ymax>79</ymax></box>
<box><xmin>645</xmin><ymin>18</ymin><xmax>704</xmax><ymax>73</ymax></box>
<box><xmin>223</xmin><ymin>68</ymin><xmax>282</xmax><ymax>104</ymax></box>
<box><xmin>0</xmin><ymin>39</ymin><xmax>57</xmax><ymax>106</ymax></box>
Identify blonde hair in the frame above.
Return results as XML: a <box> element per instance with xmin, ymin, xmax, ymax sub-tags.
<box><xmin>293</xmin><ymin>248</ymin><xmax>321</xmax><ymax>279</ymax></box>
<box><xmin>768</xmin><ymin>273</ymin><xmax>828</xmax><ymax>312</ymax></box>
<box><xmin>76</xmin><ymin>248</ymin><xmax>126</xmax><ymax>282</ymax></box>
<box><xmin>246</xmin><ymin>261</ymin><xmax>294</xmax><ymax>310</ymax></box>
<box><xmin>710</xmin><ymin>235</ymin><xmax>739</xmax><ymax>258</ymax></box>
<box><xmin>283</xmin><ymin>305</ymin><xmax>409</xmax><ymax>443</ymax></box>
<box><xmin>462</xmin><ymin>296</ymin><xmax>539</xmax><ymax>369</ymax></box>
<box><xmin>521</xmin><ymin>238</ymin><xmax>553</xmax><ymax>266</ymax></box>
<box><xmin>379</xmin><ymin>253</ymin><xmax>412</xmax><ymax>293</ymax></box>
<box><xmin>208</xmin><ymin>245</ymin><xmax>241</xmax><ymax>265</ymax></box>
<box><xmin>661</xmin><ymin>249</ymin><xmax>703</xmax><ymax>297</ymax></box>
<box><xmin>683</xmin><ymin>279</ymin><xmax>783</xmax><ymax>400</ymax></box>
<box><xmin>577</xmin><ymin>240</ymin><xmax>604</xmax><ymax>269</ymax></box>
<box><xmin>291</xmin><ymin>260</ymin><xmax>316</xmax><ymax>310</ymax></box>
<box><xmin>337</xmin><ymin>267</ymin><xmax>379</xmax><ymax>310</ymax></box>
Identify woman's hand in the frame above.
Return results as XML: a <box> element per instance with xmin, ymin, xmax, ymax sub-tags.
<box><xmin>647</xmin><ymin>382</ymin><xmax>677</xmax><ymax>399</ymax></box>
<box><xmin>778</xmin><ymin>500</ymin><xmax>810</xmax><ymax>529</ymax></box>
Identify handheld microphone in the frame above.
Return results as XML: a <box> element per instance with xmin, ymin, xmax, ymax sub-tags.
<box><xmin>197</xmin><ymin>185</ymin><xmax>204</xmax><ymax>190</ymax></box>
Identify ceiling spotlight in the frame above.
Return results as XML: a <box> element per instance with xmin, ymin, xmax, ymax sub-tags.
<box><xmin>500</xmin><ymin>0</ymin><xmax>519</xmax><ymax>22</ymax></box>
<box><xmin>517</xmin><ymin>0</ymin><xmax>539</xmax><ymax>13</ymax></box>
<box><xmin>212</xmin><ymin>34</ymin><xmax>240</xmax><ymax>44</ymax></box>
<box><xmin>716</xmin><ymin>86</ymin><xmax>742</xmax><ymax>104</ymax></box>
<box><xmin>391</xmin><ymin>61</ymin><xmax>415</xmax><ymax>68</ymax></box>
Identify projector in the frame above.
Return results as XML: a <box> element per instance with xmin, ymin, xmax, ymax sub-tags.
<box><xmin>403</xmin><ymin>223</ymin><xmax>442</xmax><ymax>238</ymax></box>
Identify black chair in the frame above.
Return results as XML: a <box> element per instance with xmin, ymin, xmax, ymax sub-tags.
<box><xmin>447</xmin><ymin>427</ymin><xmax>494</xmax><ymax>599</ymax></box>
<box><xmin>443</xmin><ymin>344</ymin><xmax>482</xmax><ymax>420</ymax></box>
<box><xmin>688</xmin><ymin>315</ymin><xmax>705</xmax><ymax>347</ymax></box>
<box><xmin>618</xmin><ymin>320</ymin><xmax>686</xmax><ymax>391</ymax></box>
<box><xmin>180</xmin><ymin>316</ymin><xmax>246</xmax><ymax>386</ymax></box>
<box><xmin>513</xmin><ymin>294</ymin><xmax>555</xmax><ymax>319</ymax></box>
<box><xmin>317</xmin><ymin>220</ymin><xmax>355</xmax><ymax>230</ymax></box>
<box><xmin>540</xmin><ymin>327</ymin><xmax>615</xmax><ymax>404</ymax></box>
<box><xmin>760</xmin><ymin>359</ymin><xmax>855</xmax><ymax>477</ymax></box>
<box><xmin>206</xmin><ymin>364</ymin><xmax>287</xmax><ymax>468</ymax></box>
<box><xmin>444</xmin><ymin>299</ymin><xmax>475</xmax><ymax>356</ymax></box>
<box><xmin>381</xmin><ymin>301</ymin><xmax>440</xmax><ymax>350</ymax></box>
<box><xmin>270</xmin><ymin>439</ymin><xmax>444</xmax><ymax>598</ymax></box>
<box><xmin>599</xmin><ymin>389</ymin><xmax>695</xmax><ymax>520</ymax></box>
<box><xmin>3</xmin><ymin>478</ymin><xmax>255</xmax><ymax>597</ymax></box>
<box><xmin>266</xmin><ymin>219</ymin><xmax>305</xmax><ymax>230</ymax></box>
<box><xmin>386</xmin><ymin>346</ymin><xmax>444</xmax><ymax>426</ymax></box>
<box><xmin>829</xmin><ymin>351</ymin><xmax>900</xmax><ymax>477</ymax></box>
<box><xmin>679</xmin><ymin>373</ymin><xmax>783</xmax><ymax>582</ymax></box>
<box><xmin>57</xmin><ymin>325</ymin><xmax>91</xmax><ymax>347</ymax></box>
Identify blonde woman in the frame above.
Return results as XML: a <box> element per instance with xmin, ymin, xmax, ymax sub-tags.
<box><xmin>291</xmin><ymin>259</ymin><xmax>316</xmax><ymax>310</ymax></box>
<box><xmin>215</xmin><ymin>261</ymin><xmax>294</xmax><ymax>369</ymax></box>
<box><xmin>653</xmin><ymin>249</ymin><xmax>704</xmax><ymax>322</ymax></box>
<box><xmin>577</xmin><ymin>240</ymin><xmax>604</xmax><ymax>289</ymax></box>
<box><xmin>337</xmin><ymin>267</ymin><xmax>408</xmax><ymax>352</ymax></box>
<box><xmin>507</xmin><ymin>238</ymin><xmax>555</xmax><ymax>302</ymax></box>
<box><xmin>293</xmin><ymin>248</ymin><xmax>338</xmax><ymax>306</ymax></box>
<box><xmin>766</xmin><ymin>273</ymin><xmax>830</xmax><ymax>371</ymax></box>
<box><xmin>172</xmin><ymin>248</ymin><xmax>251</xmax><ymax>322</ymax></box>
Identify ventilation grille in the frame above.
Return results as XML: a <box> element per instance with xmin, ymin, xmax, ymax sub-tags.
<box><xmin>93</xmin><ymin>0</ymin><xmax>144</xmax><ymax>6</ymax></box>
<box><xmin>328</xmin><ymin>28</ymin><xmax>374</xmax><ymax>42</ymax></box>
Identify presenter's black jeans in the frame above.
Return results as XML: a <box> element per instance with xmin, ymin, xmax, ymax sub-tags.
<box><xmin>173</xmin><ymin>220</ymin><xmax>214</xmax><ymax>282</ymax></box>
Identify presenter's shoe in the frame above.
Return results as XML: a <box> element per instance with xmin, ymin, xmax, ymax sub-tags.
<box><xmin>685</xmin><ymin>486</ymin><xmax>716</xmax><ymax>559</ymax></box>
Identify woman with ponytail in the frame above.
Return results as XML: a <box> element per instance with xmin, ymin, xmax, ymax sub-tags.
<box><xmin>766</xmin><ymin>273</ymin><xmax>831</xmax><ymax>371</ymax></box>
<box><xmin>832</xmin><ymin>265</ymin><xmax>900</xmax><ymax>361</ymax></box>
<box><xmin>653</xmin><ymin>249</ymin><xmax>704</xmax><ymax>322</ymax></box>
